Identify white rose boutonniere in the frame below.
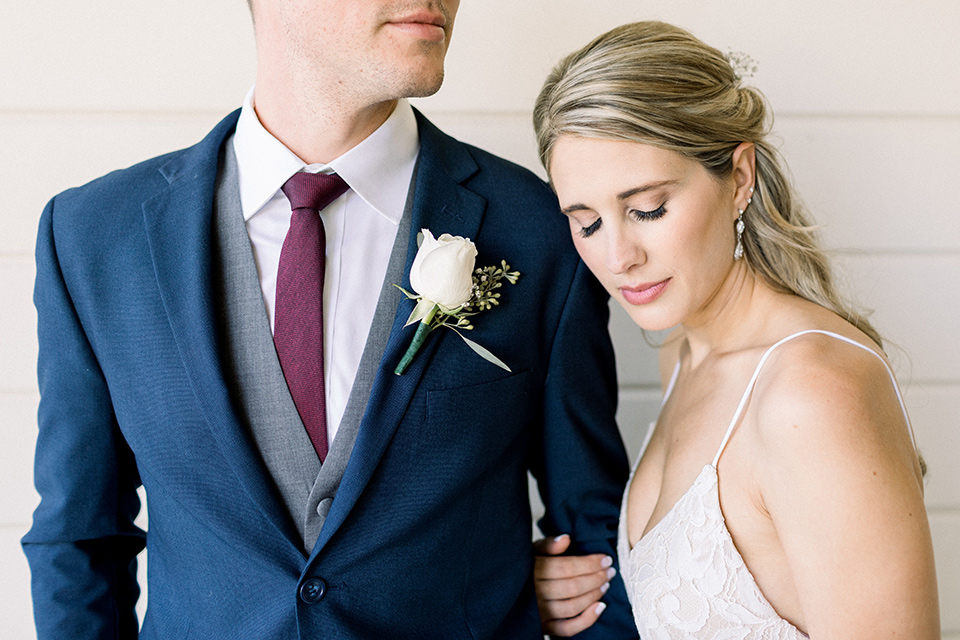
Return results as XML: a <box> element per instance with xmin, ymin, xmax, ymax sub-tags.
<box><xmin>394</xmin><ymin>229</ymin><xmax>520</xmax><ymax>375</ymax></box>
<box><xmin>409</xmin><ymin>230</ymin><xmax>477</xmax><ymax>309</ymax></box>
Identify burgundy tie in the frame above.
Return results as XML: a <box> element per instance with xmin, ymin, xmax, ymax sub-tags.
<box><xmin>275</xmin><ymin>171</ymin><xmax>349</xmax><ymax>462</ymax></box>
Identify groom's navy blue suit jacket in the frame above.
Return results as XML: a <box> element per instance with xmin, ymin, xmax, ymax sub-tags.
<box><xmin>23</xmin><ymin>110</ymin><xmax>636</xmax><ymax>639</ymax></box>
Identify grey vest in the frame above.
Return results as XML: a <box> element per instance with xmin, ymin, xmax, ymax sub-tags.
<box><xmin>212</xmin><ymin>138</ymin><xmax>413</xmax><ymax>552</ymax></box>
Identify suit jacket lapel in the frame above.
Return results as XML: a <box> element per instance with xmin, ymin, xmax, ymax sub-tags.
<box><xmin>312</xmin><ymin>111</ymin><xmax>486</xmax><ymax>553</ymax></box>
<box><xmin>142</xmin><ymin>111</ymin><xmax>303</xmax><ymax>549</ymax></box>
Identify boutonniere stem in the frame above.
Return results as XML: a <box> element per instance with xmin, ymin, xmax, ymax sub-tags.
<box><xmin>394</xmin><ymin>306</ymin><xmax>436</xmax><ymax>375</ymax></box>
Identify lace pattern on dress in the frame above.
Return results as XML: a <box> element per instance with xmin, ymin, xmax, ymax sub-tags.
<box><xmin>617</xmin><ymin>465</ymin><xmax>807</xmax><ymax>639</ymax></box>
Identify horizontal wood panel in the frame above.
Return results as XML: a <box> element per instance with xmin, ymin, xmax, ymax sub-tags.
<box><xmin>0</xmin><ymin>2</ymin><xmax>254</xmax><ymax>112</ymax></box>
<box><xmin>910</xmin><ymin>387</ymin><xmax>960</xmax><ymax>510</ymax></box>
<box><xmin>0</xmin><ymin>258</ymin><xmax>37</xmax><ymax>393</ymax></box>
<box><xmin>931</xmin><ymin>511</ymin><xmax>960</xmax><ymax>632</ymax></box>
<box><xmin>0</xmin><ymin>394</ymin><xmax>39</xmax><ymax>525</ymax></box>
<box><xmin>3</xmin><ymin>2</ymin><xmax>957</xmax><ymax>115</ymax></box>
<box><xmin>424</xmin><ymin>0</ymin><xmax>960</xmax><ymax>116</ymax></box>
<box><xmin>776</xmin><ymin>117</ymin><xmax>960</xmax><ymax>252</ymax></box>
<box><xmin>0</xmin><ymin>112</ymin><xmax>227</xmax><ymax>255</ymax></box>
<box><xmin>0</xmin><ymin>525</ymin><xmax>37</xmax><ymax>639</ymax></box>
<box><xmin>837</xmin><ymin>253</ymin><xmax>960</xmax><ymax>383</ymax></box>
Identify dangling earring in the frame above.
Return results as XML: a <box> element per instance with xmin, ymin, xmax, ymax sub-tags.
<box><xmin>734</xmin><ymin>210</ymin><xmax>745</xmax><ymax>260</ymax></box>
<box><xmin>734</xmin><ymin>187</ymin><xmax>753</xmax><ymax>261</ymax></box>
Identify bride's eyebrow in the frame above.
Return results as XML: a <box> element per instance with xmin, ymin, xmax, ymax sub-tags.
<box><xmin>560</xmin><ymin>202</ymin><xmax>592</xmax><ymax>216</ymax></box>
<box><xmin>616</xmin><ymin>179</ymin><xmax>678</xmax><ymax>202</ymax></box>
<box><xmin>560</xmin><ymin>179</ymin><xmax>679</xmax><ymax>216</ymax></box>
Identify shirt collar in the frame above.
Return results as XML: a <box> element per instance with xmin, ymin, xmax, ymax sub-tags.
<box><xmin>233</xmin><ymin>86</ymin><xmax>420</xmax><ymax>225</ymax></box>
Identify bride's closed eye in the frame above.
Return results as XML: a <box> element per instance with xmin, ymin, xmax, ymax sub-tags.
<box><xmin>630</xmin><ymin>204</ymin><xmax>666</xmax><ymax>221</ymax></box>
<box><xmin>577</xmin><ymin>204</ymin><xmax>667</xmax><ymax>238</ymax></box>
<box><xmin>578</xmin><ymin>218</ymin><xmax>602</xmax><ymax>238</ymax></box>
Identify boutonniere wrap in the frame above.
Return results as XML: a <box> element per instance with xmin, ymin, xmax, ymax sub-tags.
<box><xmin>394</xmin><ymin>229</ymin><xmax>520</xmax><ymax>375</ymax></box>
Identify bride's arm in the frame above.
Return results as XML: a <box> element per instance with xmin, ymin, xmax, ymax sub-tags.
<box><xmin>755</xmin><ymin>338</ymin><xmax>939</xmax><ymax>638</ymax></box>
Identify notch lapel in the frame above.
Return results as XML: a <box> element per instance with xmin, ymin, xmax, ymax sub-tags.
<box><xmin>311</xmin><ymin>112</ymin><xmax>486</xmax><ymax>553</ymax></box>
<box><xmin>141</xmin><ymin>112</ymin><xmax>303</xmax><ymax>552</ymax></box>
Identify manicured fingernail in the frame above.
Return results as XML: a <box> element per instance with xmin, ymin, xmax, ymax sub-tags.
<box><xmin>553</xmin><ymin>534</ymin><xmax>570</xmax><ymax>543</ymax></box>
<box><xmin>601</xmin><ymin>555</ymin><xmax>613</xmax><ymax>568</ymax></box>
<box><xmin>606</xmin><ymin>567</ymin><xmax>617</xmax><ymax>580</ymax></box>
<box><xmin>594</xmin><ymin>602</ymin><xmax>607</xmax><ymax>615</ymax></box>
<box><xmin>600</xmin><ymin>582</ymin><xmax>610</xmax><ymax>594</ymax></box>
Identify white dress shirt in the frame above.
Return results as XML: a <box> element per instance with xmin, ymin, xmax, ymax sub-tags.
<box><xmin>232</xmin><ymin>87</ymin><xmax>420</xmax><ymax>445</ymax></box>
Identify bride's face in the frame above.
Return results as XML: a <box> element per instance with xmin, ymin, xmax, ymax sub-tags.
<box><xmin>549</xmin><ymin>136</ymin><xmax>745</xmax><ymax>331</ymax></box>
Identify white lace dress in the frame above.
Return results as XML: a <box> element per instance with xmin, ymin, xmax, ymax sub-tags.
<box><xmin>616</xmin><ymin>330</ymin><xmax>914</xmax><ymax>639</ymax></box>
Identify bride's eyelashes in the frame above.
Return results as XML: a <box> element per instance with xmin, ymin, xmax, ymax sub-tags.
<box><xmin>630</xmin><ymin>204</ymin><xmax>666</xmax><ymax>221</ymax></box>
<box><xmin>579</xmin><ymin>218</ymin><xmax>602</xmax><ymax>238</ymax></box>
<box><xmin>577</xmin><ymin>204</ymin><xmax>667</xmax><ymax>238</ymax></box>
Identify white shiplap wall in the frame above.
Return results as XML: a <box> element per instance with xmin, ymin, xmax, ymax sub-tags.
<box><xmin>1</xmin><ymin>1</ymin><xmax>956</xmax><ymax>637</ymax></box>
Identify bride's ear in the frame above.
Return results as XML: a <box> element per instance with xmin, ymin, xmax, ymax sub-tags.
<box><xmin>731</xmin><ymin>142</ymin><xmax>756</xmax><ymax>216</ymax></box>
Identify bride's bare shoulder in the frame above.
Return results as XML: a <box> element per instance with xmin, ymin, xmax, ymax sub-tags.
<box><xmin>741</xmin><ymin>329</ymin><xmax>934</xmax><ymax>636</ymax></box>
<box><xmin>750</xmin><ymin>329</ymin><xmax>918</xmax><ymax>480</ymax></box>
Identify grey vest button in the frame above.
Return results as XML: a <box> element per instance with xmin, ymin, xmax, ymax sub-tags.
<box><xmin>316</xmin><ymin>497</ymin><xmax>334</xmax><ymax>518</ymax></box>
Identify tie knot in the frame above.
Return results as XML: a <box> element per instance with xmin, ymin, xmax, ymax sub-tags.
<box><xmin>282</xmin><ymin>172</ymin><xmax>349</xmax><ymax>212</ymax></box>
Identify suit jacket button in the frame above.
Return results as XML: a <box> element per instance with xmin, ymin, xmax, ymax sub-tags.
<box><xmin>299</xmin><ymin>578</ymin><xmax>327</xmax><ymax>604</ymax></box>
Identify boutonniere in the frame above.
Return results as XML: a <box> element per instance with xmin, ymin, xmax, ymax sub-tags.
<box><xmin>394</xmin><ymin>229</ymin><xmax>520</xmax><ymax>375</ymax></box>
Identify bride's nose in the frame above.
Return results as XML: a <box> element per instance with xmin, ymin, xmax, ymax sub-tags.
<box><xmin>605</xmin><ymin>226</ymin><xmax>645</xmax><ymax>275</ymax></box>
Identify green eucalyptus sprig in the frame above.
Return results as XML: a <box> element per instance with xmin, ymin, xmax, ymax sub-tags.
<box><xmin>464</xmin><ymin>261</ymin><xmax>521</xmax><ymax>314</ymax></box>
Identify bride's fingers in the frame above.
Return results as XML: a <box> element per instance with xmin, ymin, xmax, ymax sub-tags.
<box><xmin>540</xmin><ymin>598</ymin><xmax>607</xmax><ymax>637</ymax></box>
<box><xmin>537</xmin><ymin>582</ymin><xmax>609</xmax><ymax>621</ymax></box>
<box><xmin>534</xmin><ymin>551</ymin><xmax>612</xmax><ymax>581</ymax></box>
<box><xmin>535</xmin><ymin>564</ymin><xmax>615</xmax><ymax>600</ymax></box>
<box><xmin>533</xmin><ymin>533</ymin><xmax>572</xmax><ymax>556</ymax></box>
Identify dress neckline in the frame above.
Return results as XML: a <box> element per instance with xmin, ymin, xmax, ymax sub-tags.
<box><xmin>630</xmin><ymin>463</ymin><xmax>715</xmax><ymax>550</ymax></box>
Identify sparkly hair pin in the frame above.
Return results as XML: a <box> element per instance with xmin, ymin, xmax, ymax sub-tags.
<box><xmin>724</xmin><ymin>50</ymin><xmax>759</xmax><ymax>82</ymax></box>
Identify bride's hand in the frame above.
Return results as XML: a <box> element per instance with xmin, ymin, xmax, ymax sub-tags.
<box><xmin>533</xmin><ymin>534</ymin><xmax>615</xmax><ymax>636</ymax></box>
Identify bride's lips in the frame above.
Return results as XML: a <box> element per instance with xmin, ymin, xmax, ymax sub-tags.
<box><xmin>387</xmin><ymin>11</ymin><xmax>447</xmax><ymax>41</ymax></box>
<box><xmin>620</xmin><ymin>279</ymin><xmax>670</xmax><ymax>305</ymax></box>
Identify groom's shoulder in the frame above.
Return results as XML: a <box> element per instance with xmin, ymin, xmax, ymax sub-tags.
<box><xmin>415</xmin><ymin>110</ymin><xmax>557</xmax><ymax>209</ymax></box>
<box><xmin>432</xmin><ymin>132</ymin><xmax>568</xmax><ymax>233</ymax></box>
<box><xmin>458</xmin><ymin>144</ymin><xmax>574</xmax><ymax>246</ymax></box>
<box><xmin>53</xmin><ymin>150</ymin><xmax>178</xmax><ymax>213</ymax></box>
<box><xmin>41</xmin><ymin>148</ymin><xmax>184</xmax><ymax>250</ymax></box>
<box><xmin>464</xmin><ymin>143</ymin><xmax>554</xmax><ymax>205</ymax></box>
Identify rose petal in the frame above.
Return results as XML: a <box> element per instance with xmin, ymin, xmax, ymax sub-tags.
<box><xmin>418</xmin><ymin>242</ymin><xmax>476</xmax><ymax>307</ymax></box>
<box><xmin>409</xmin><ymin>229</ymin><xmax>440</xmax><ymax>295</ymax></box>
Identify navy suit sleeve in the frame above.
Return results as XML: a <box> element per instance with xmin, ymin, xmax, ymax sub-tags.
<box><xmin>532</xmin><ymin>259</ymin><xmax>638</xmax><ymax>639</ymax></box>
<box><xmin>22</xmin><ymin>197</ymin><xmax>145</xmax><ymax>640</ymax></box>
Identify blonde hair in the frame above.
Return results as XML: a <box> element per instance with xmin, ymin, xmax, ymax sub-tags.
<box><xmin>533</xmin><ymin>21</ymin><xmax>882</xmax><ymax>346</ymax></box>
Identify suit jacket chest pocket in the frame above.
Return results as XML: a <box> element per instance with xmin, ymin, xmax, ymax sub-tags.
<box><xmin>420</xmin><ymin>370</ymin><xmax>534</xmax><ymax>467</ymax></box>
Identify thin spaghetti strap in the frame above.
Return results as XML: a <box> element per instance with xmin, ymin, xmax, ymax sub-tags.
<box><xmin>711</xmin><ymin>329</ymin><xmax>915</xmax><ymax>467</ymax></box>
<box><xmin>661</xmin><ymin>360</ymin><xmax>682</xmax><ymax>408</ymax></box>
